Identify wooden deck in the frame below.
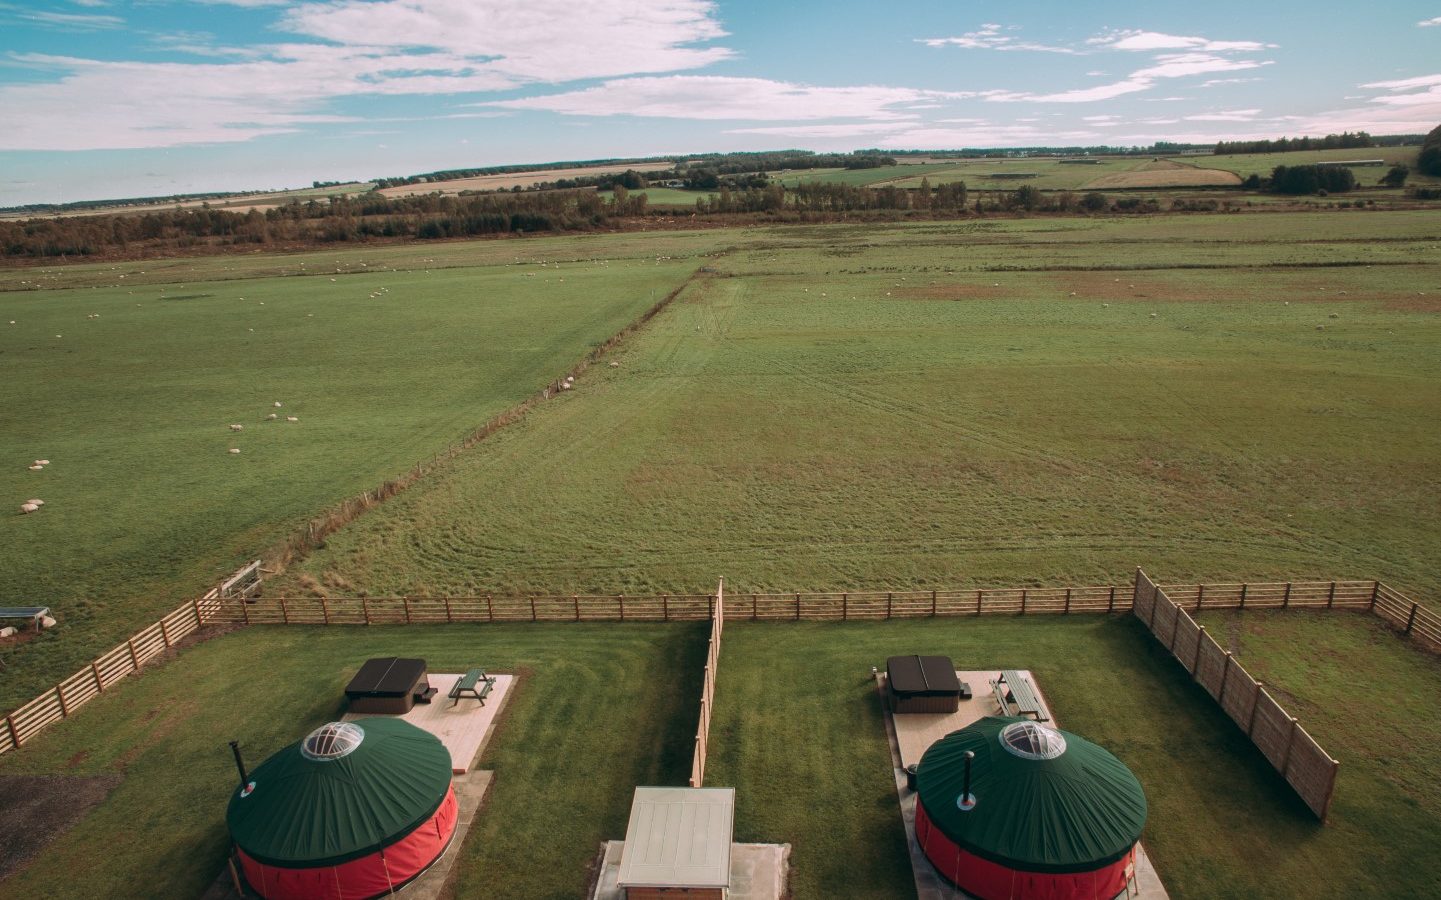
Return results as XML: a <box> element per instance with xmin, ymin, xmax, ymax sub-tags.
<box><xmin>343</xmin><ymin>672</ymin><xmax>514</xmax><ymax>774</ymax></box>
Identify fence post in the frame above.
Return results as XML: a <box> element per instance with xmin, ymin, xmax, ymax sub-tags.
<box><xmin>403</xmin><ymin>597</ymin><xmax>412</xmax><ymax>624</ymax></box>
<box><xmin>1196</xmin><ymin>583</ymin><xmax>1204</xmax><ymax>613</ymax></box>
<box><xmin>444</xmin><ymin>597</ymin><xmax>453</xmax><ymax>624</ymax></box>
<box><xmin>320</xmin><ymin>597</ymin><xmax>330</xmax><ymax>625</ymax></box>
<box><xmin>842</xmin><ymin>593</ymin><xmax>848</xmax><ymax>621</ymax></box>
<box><xmin>976</xmin><ymin>590</ymin><xmax>983</xmax><ymax>615</ymax></box>
<box><xmin>1021</xmin><ymin>589</ymin><xmax>1027</xmax><ymax>615</ymax></box>
<box><xmin>1280</xmin><ymin>717</ymin><xmax>1300</xmax><ymax>774</ymax></box>
<box><xmin>1193</xmin><ymin>626</ymin><xmax>1206</xmax><ymax>672</ymax></box>
<box><xmin>530</xmin><ymin>597</ymin><xmax>537</xmax><ymax>622</ymax></box>
<box><xmin>91</xmin><ymin>662</ymin><xmax>105</xmax><ymax>693</ymax></box>
<box><xmin>1218</xmin><ymin>652</ymin><xmax>1233</xmax><ymax>702</ymax></box>
<box><xmin>5</xmin><ymin>715</ymin><xmax>19</xmax><ymax>749</ymax></box>
<box><xmin>159</xmin><ymin>618</ymin><xmax>172</xmax><ymax>647</ymax></box>
<box><xmin>574</xmin><ymin>595</ymin><xmax>580</xmax><ymax>622</ymax></box>
<box><xmin>362</xmin><ymin>597</ymin><xmax>371</xmax><ymax>625</ymax></box>
<box><xmin>487</xmin><ymin>594</ymin><xmax>494</xmax><ymax>623</ymax></box>
<box><xmin>887</xmin><ymin>592</ymin><xmax>893</xmax><ymax>619</ymax></box>
<box><xmin>193</xmin><ymin>597</ymin><xmax>204</xmax><ymax>627</ymax></box>
<box><xmin>1240</xmin><ymin>583</ymin><xmax>1248</xmax><ymax>609</ymax></box>
<box><xmin>279</xmin><ymin>599</ymin><xmax>289</xmax><ymax>626</ymax></box>
<box><xmin>1064</xmin><ymin>588</ymin><xmax>1071</xmax><ymax>614</ymax></box>
<box><xmin>619</xmin><ymin>595</ymin><xmax>626</xmax><ymax>621</ymax></box>
<box><xmin>240</xmin><ymin>599</ymin><xmax>250</xmax><ymax>626</ymax></box>
<box><xmin>127</xmin><ymin>638</ymin><xmax>141</xmax><ymax>670</ymax></box>
<box><xmin>1369</xmin><ymin>581</ymin><xmax>1379</xmax><ymax>612</ymax></box>
<box><xmin>1108</xmin><ymin>586</ymin><xmax>1116</xmax><ymax>613</ymax></box>
<box><xmin>1406</xmin><ymin>603</ymin><xmax>1419</xmax><ymax>635</ymax></box>
<box><xmin>795</xmin><ymin>593</ymin><xmax>800</xmax><ymax>621</ymax></box>
<box><xmin>931</xmin><ymin>590</ymin><xmax>938</xmax><ymax>617</ymax></box>
<box><xmin>663</xmin><ymin>595</ymin><xmax>670</xmax><ymax>622</ymax></box>
<box><xmin>56</xmin><ymin>685</ymin><xmax>69</xmax><ymax>718</ymax></box>
<box><xmin>1327</xmin><ymin>581</ymin><xmax>1336</xmax><ymax>609</ymax></box>
<box><xmin>1283</xmin><ymin>582</ymin><xmax>1292</xmax><ymax>609</ymax></box>
<box><xmin>1247</xmin><ymin>682</ymin><xmax>1264</xmax><ymax>736</ymax></box>
<box><xmin>752</xmin><ymin>594</ymin><xmax>758</xmax><ymax>621</ymax></box>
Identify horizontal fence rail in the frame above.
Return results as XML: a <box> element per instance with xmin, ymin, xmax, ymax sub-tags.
<box><xmin>1133</xmin><ymin>569</ymin><xmax>1340</xmax><ymax>821</ymax></box>
<box><xmin>690</xmin><ymin>579</ymin><xmax>724</xmax><ymax>789</ymax></box>
<box><xmin>3</xmin><ymin>568</ymin><xmax>1436</xmax><ymax>767</ymax></box>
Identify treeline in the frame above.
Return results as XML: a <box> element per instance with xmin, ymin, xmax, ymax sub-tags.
<box><xmin>1419</xmin><ymin>124</ymin><xmax>1441</xmax><ymax>177</ymax></box>
<box><xmin>1215</xmin><ymin>132</ymin><xmax>1374</xmax><ymax>155</ymax></box>
<box><xmin>373</xmin><ymin>156</ymin><xmax>677</xmax><ymax>189</ymax></box>
<box><xmin>1265</xmin><ymin>165</ymin><xmax>1357</xmax><ymax>194</ymax></box>
<box><xmin>0</xmin><ymin>189</ymin><xmax>649</xmax><ymax>258</ymax></box>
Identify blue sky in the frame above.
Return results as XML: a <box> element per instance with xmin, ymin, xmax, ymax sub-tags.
<box><xmin>2</xmin><ymin>1</ymin><xmax>1439</xmax><ymax>205</ymax></box>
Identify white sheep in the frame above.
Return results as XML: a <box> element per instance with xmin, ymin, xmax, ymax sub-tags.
<box><xmin>36</xmin><ymin>459</ymin><xmax>49</xmax><ymax>465</ymax></box>
<box><xmin>28</xmin><ymin>465</ymin><xmax>43</xmax><ymax>471</ymax></box>
<box><xmin>229</xmin><ymin>424</ymin><xmax>244</xmax><ymax>432</ymax></box>
<box><xmin>20</xmin><ymin>503</ymin><xmax>38</xmax><ymax>514</ymax></box>
<box><xmin>565</xmin><ymin>376</ymin><xmax>574</xmax><ymax>383</ymax></box>
<box><xmin>266</xmin><ymin>413</ymin><xmax>278</xmax><ymax>420</ymax></box>
<box><xmin>273</xmin><ymin>401</ymin><xmax>282</xmax><ymax>408</ymax></box>
<box><xmin>286</xmin><ymin>416</ymin><xmax>298</xmax><ymax>422</ymax></box>
<box><xmin>560</xmin><ymin>382</ymin><xmax>572</xmax><ymax>390</ymax></box>
<box><xmin>229</xmin><ymin>448</ymin><xmax>242</xmax><ymax>454</ymax></box>
<box><xmin>27</xmin><ymin>499</ymin><xmax>43</xmax><ymax>507</ymax></box>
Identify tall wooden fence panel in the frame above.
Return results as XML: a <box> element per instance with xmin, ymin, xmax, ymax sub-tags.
<box><xmin>0</xmin><ymin>561</ymin><xmax>262</xmax><ymax>756</ymax></box>
<box><xmin>690</xmin><ymin>579</ymin><xmax>723</xmax><ymax>788</ymax></box>
<box><xmin>1131</xmin><ymin>569</ymin><xmax>1340</xmax><ymax>820</ymax></box>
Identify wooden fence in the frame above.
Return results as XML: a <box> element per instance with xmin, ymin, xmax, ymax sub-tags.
<box><xmin>0</xmin><ymin>561</ymin><xmax>261</xmax><ymax>756</ymax></box>
<box><xmin>1132</xmin><ymin>569</ymin><xmax>1340</xmax><ymax>821</ymax></box>
<box><xmin>689</xmin><ymin>579</ymin><xmax>724</xmax><ymax>788</ymax></box>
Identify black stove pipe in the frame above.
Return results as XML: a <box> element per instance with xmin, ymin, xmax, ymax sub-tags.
<box><xmin>229</xmin><ymin>740</ymin><xmax>248</xmax><ymax>789</ymax></box>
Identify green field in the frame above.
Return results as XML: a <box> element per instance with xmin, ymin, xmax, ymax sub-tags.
<box><xmin>598</xmin><ymin>186</ymin><xmax>711</xmax><ymax>206</ymax></box>
<box><xmin>0</xmin><ymin>239</ymin><xmax>711</xmax><ymax>706</ymax></box>
<box><xmin>1177</xmin><ymin>145</ymin><xmax>1436</xmax><ymax>183</ymax></box>
<box><xmin>272</xmin><ymin>211</ymin><xmax>1441</xmax><ymax>603</ymax></box>
<box><xmin>771</xmin><ymin>162</ymin><xmax>961</xmax><ymax>188</ymax></box>
<box><xmin>2</xmin><ymin>611</ymin><xmax>1438</xmax><ymax>899</ymax></box>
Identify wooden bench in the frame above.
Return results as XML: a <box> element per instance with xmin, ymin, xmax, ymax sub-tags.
<box><xmin>998</xmin><ymin>670</ymin><xmax>1049</xmax><ymax>721</ymax></box>
<box><xmin>449</xmin><ymin>669</ymin><xmax>496</xmax><ymax>707</ymax></box>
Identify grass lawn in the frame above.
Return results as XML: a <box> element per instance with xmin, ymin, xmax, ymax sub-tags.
<box><xmin>276</xmin><ymin>211</ymin><xmax>1441</xmax><ymax>601</ymax></box>
<box><xmin>2</xmin><ymin>611</ymin><xmax>1437</xmax><ymax>898</ymax></box>
<box><xmin>0</xmin><ymin>623</ymin><xmax>709</xmax><ymax>900</ymax></box>
<box><xmin>0</xmin><ymin>238</ymin><xmax>710</xmax><ymax>706</ymax></box>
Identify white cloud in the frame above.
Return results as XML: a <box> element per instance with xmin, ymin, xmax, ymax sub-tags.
<box><xmin>282</xmin><ymin>0</ymin><xmax>733</xmax><ymax>81</ymax></box>
<box><xmin>988</xmin><ymin>78</ymin><xmax>1155</xmax><ymax>104</ymax></box>
<box><xmin>8</xmin><ymin>8</ymin><xmax>124</xmax><ymax>30</ymax></box>
<box><xmin>725</xmin><ymin>122</ymin><xmax>912</xmax><ymax>138</ymax></box>
<box><xmin>1090</xmin><ymin>30</ymin><xmax>1275</xmax><ymax>52</ymax></box>
<box><xmin>489</xmin><ymin>76</ymin><xmax>967</xmax><ymax>121</ymax></box>
<box><xmin>919</xmin><ymin>23</ymin><xmax>1075</xmax><ymax>53</ymax></box>
<box><xmin>1183</xmin><ymin>108</ymin><xmax>1261</xmax><ymax>122</ymax></box>
<box><xmin>1132</xmin><ymin>53</ymin><xmax>1270</xmax><ymax>80</ymax></box>
<box><xmin>1363</xmin><ymin>73</ymin><xmax>1441</xmax><ymax>91</ymax></box>
<box><xmin>1419</xmin><ymin>16</ymin><xmax>1441</xmax><ymax>26</ymax></box>
<box><xmin>1200</xmin><ymin>77</ymin><xmax>1261</xmax><ymax>88</ymax></box>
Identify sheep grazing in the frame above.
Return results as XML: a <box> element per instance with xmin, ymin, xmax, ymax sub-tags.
<box><xmin>565</xmin><ymin>376</ymin><xmax>574</xmax><ymax>383</ymax></box>
<box><xmin>609</xmin><ymin>361</ymin><xmax>620</xmax><ymax>368</ymax></box>
<box><xmin>266</xmin><ymin>413</ymin><xmax>278</xmax><ymax>420</ymax></box>
<box><xmin>559</xmin><ymin>382</ymin><xmax>572</xmax><ymax>390</ymax></box>
<box><xmin>286</xmin><ymin>416</ymin><xmax>298</xmax><ymax>422</ymax></box>
<box><xmin>274</xmin><ymin>401</ymin><xmax>283</xmax><ymax>408</ymax></box>
<box><xmin>36</xmin><ymin>459</ymin><xmax>49</xmax><ymax>465</ymax></box>
<box><xmin>229</xmin><ymin>424</ymin><xmax>244</xmax><ymax>432</ymax></box>
<box><xmin>28</xmin><ymin>465</ymin><xmax>43</xmax><ymax>471</ymax></box>
<box><xmin>229</xmin><ymin>448</ymin><xmax>242</xmax><ymax>454</ymax></box>
<box><xmin>20</xmin><ymin>503</ymin><xmax>38</xmax><ymax>514</ymax></box>
<box><xmin>27</xmin><ymin>499</ymin><xmax>43</xmax><ymax>506</ymax></box>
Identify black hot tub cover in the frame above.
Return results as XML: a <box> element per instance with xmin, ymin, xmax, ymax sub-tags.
<box><xmin>887</xmin><ymin>655</ymin><xmax>961</xmax><ymax>697</ymax></box>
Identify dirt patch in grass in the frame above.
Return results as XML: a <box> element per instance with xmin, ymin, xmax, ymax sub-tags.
<box><xmin>0</xmin><ymin>774</ymin><xmax>122</xmax><ymax>879</ymax></box>
<box><xmin>1378</xmin><ymin>292</ymin><xmax>1441</xmax><ymax>313</ymax></box>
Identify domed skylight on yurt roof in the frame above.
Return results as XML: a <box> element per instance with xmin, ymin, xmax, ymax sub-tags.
<box><xmin>300</xmin><ymin>722</ymin><xmax>365</xmax><ymax>760</ymax></box>
<box><xmin>999</xmin><ymin>721</ymin><xmax>1066</xmax><ymax>760</ymax></box>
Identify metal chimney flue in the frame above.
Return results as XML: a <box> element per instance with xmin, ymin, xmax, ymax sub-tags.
<box><xmin>229</xmin><ymin>740</ymin><xmax>249</xmax><ymax>790</ymax></box>
<box><xmin>958</xmin><ymin>750</ymin><xmax>977</xmax><ymax>811</ymax></box>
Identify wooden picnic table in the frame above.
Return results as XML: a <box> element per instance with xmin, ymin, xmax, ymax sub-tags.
<box><xmin>995</xmin><ymin>670</ymin><xmax>1050</xmax><ymax>721</ymax></box>
<box><xmin>449</xmin><ymin>668</ymin><xmax>496</xmax><ymax>707</ymax></box>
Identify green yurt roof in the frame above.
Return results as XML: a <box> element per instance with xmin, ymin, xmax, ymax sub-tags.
<box><xmin>916</xmin><ymin>716</ymin><xmax>1147</xmax><ymax>874</ymax></box>
<box><xmin>227</xmin><ymin>717</ymin><xmax>452</xmax><ymax>867</ymax></box>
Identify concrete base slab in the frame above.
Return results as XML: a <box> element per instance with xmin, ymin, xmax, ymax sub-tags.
<box><xmin>590</xmin><ymin>841</ymin><xmax>789</xmax><ymax>900</ymax></box>
<box><xmin>344</xmin><ymin>673</ymin><xmax>515</xmax><ymax>773</ymax></box>
<box><xmin>202</xmin><ymin>769</ymin><xmax>494</xmax><ymax>900</ymax></box>
<box><xmin>876</xmin><ymin>672</ymin><xmax>1169</xmax><ymax>900</ymax></box>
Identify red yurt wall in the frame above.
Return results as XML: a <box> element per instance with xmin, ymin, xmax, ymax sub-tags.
<box><xmin>237</xmin><ymin>785</ymin><xmax>458</xmax><ymax>900</ymax></box>
<box><xmin>915</xmin><ymin>799</ymin><xmax>1135</xmax><ymax>900</ymax></box>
